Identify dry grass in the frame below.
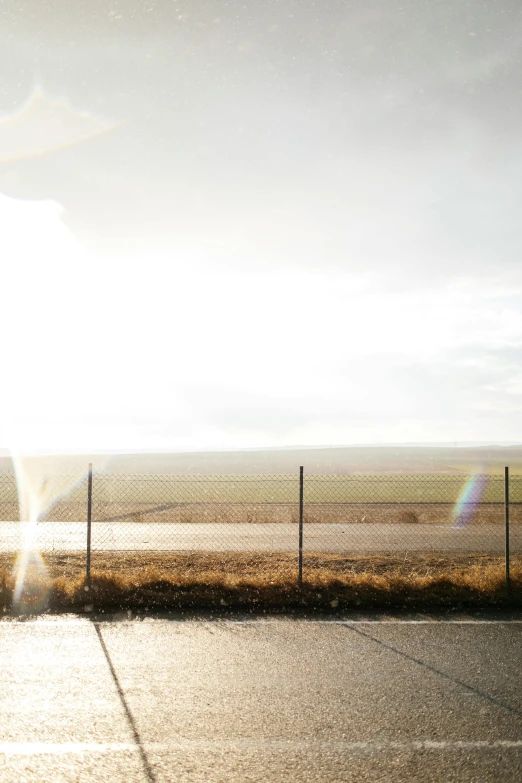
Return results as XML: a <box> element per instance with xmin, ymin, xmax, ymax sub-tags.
<box><xmin>0</xmin><ymin>552</ymin><xmax>520</xmax><ymax>615</ymax></box>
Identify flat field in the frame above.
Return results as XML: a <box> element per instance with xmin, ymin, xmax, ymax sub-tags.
<box><xmin>1</xmin><ymin>473</ymin><xmax>521</xmax><ymax>524</ymax></box>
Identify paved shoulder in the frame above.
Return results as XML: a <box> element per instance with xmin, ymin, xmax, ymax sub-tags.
<box><xmin>1</xmin><ymin>616</ymin><xmax>521</xmax><ymax>782</ymax></box>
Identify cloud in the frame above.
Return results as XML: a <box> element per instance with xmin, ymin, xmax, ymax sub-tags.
<box><xmin>0</xmin><ymin>1</ymin><xmax>521</xmax><ymax>284</ymax></box>
<box><xmin>1</xmin><ymin>191</ymin><xmax>520</xmax><ymax>451</ymax></box>
<box><xmin>1</xmin><ymin>4</ymin><xmax>522</xmax><ymax>450</ymax></box>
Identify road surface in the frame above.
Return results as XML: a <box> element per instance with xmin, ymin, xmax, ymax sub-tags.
<box><xmin>0</xmin><ymin>615</ymin><xmax>521</xmax><ymax>781</ymax></box>
<box><xmin>1</xmin><ymin>521</ymin><xmax>521</xmax><ymax>553</ymax></box>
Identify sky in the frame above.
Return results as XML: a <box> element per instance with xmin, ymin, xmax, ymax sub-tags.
<box><xmin>1</xmin><ymin>0</ymin><xmax>522</xmax><ymax>452</ymax></box>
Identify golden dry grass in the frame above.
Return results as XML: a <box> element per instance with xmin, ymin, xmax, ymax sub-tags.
<box><xmin>0</xmin><ymin>552</ymin><xmax>520</xmax><ymax>615</ymax></box>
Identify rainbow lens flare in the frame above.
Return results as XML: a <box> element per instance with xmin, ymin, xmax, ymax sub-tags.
<box><xmin>452</xmin><ymin>473</ymin><xmax>488</xmax><ymax>528</ymax></box>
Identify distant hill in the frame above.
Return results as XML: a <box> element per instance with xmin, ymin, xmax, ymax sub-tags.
<box><xmin>1</xmin><ymin>445</ymin><xmax>521</xmax><ymax>476</ymax></box>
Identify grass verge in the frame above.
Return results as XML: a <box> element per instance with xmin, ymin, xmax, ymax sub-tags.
<box><xmin>0</xmin><ymin>552</ymin><xmax>520</xmax><ymax>615</ymax></box>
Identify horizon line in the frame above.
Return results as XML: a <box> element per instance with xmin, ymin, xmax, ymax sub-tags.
<box><xmin>2</xmin><ymin>441</ymin><xmax>522</xmax><ymax>456</ymax></box>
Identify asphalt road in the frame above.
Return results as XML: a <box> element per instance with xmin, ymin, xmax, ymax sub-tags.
<box><xmin>1</xmin><ymin>521</ymin><xmax>521</xmax><ymax>553</ymax></box>
<box><xmin>1</xmin><ymin>615</ymin><xmax>522</xmax><ymax>781</ymax></box>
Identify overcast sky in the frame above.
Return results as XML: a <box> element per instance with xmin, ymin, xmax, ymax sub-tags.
<box><xmin>1</xmin><ymin>0</ymin><xmax>522</xmax><ymax>452</ymax></box>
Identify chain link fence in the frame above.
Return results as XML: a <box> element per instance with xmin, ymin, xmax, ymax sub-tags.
<box><xmin>304</xmin><ymin>473</ymin><xmax>522</xmax><ymax>553</ymax></box>
<box><xmin>0</xmin><ymin>468</ymin><xmax>520</xmax><ymax>581</ymax></box>
<box><xmin>90</xmin><ymin>475</ymin><xmax>299</xmax><ymax>579</ymax></box>
<box><xmin>0</xmin><ymin>473</ymin><xmax>89</xmax><ymax>555</ymax></box>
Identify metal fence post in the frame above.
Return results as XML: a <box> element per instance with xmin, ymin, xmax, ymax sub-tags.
<box><xmin>86</xmin><ymin>463</ymin><xmax>93</xmax><ymax>589</ymax></box>
<box><xmin>298</xmin><ymin>466</ymin><xmax>304</xmax><ymax>587</ymax></box>
<box><xmin>505</xmin><ymin>465</ymin><xmax>510</xmax><ymax>591</ymax></box>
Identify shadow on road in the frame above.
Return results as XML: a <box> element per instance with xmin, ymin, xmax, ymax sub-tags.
<box><xmin>344</xmin><ymin>623</ymin><xmax>522</xmax><ymax>720</ymax></box>
<box><xmin>93</xmin><ymin>622</ymin><xmax>157</xmax><ymax>782</ymax></box>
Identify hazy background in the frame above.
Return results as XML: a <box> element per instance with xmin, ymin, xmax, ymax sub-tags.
<box><xmin>1</xmin><ymin>1</ymin><xmax>521</xmax><ymax>452</ymax></box>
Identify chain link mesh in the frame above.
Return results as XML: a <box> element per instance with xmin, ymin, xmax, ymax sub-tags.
<box><xmin>0</xmin><ymin>471</ymin><xmax>520</xmax><ymax>577</ymax></box>
<box><xmin>303</xmin><ymin>475</ymin><xmax>522</xmax><ymax>572</ymax></box>
<box><xmin>0</xmin><ymin>473</ymin><xmax>89</xmax><ymax>554</ymax></box>
<box><xmin>85</xmin><ymin>474</ymin><xmax>298</xmax><ymax>580</ymax></box>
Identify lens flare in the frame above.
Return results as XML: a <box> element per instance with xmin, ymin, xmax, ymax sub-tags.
<box><xmin>452</xmin><ymin>472</ymin><xmax>488</xmax><ymax>528</ymax></box>
<box><xmin>10</xmin><ymin>455</ymin><xmax>91</xmax><ymax>614</ymax></box>
<box><xmin>12</xmin><ymin>455</ymin><xmax>51</xmax><ymax>614</ymax></box>
<box><xmin>12</xmin><ymin>549</ymin><xmax>50</xmax><ymax>615</ymax></box>
<box><xmin>0</xmin><ymin>90</ymin><xmax>118</xmax><ymax>163</ymax></box>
